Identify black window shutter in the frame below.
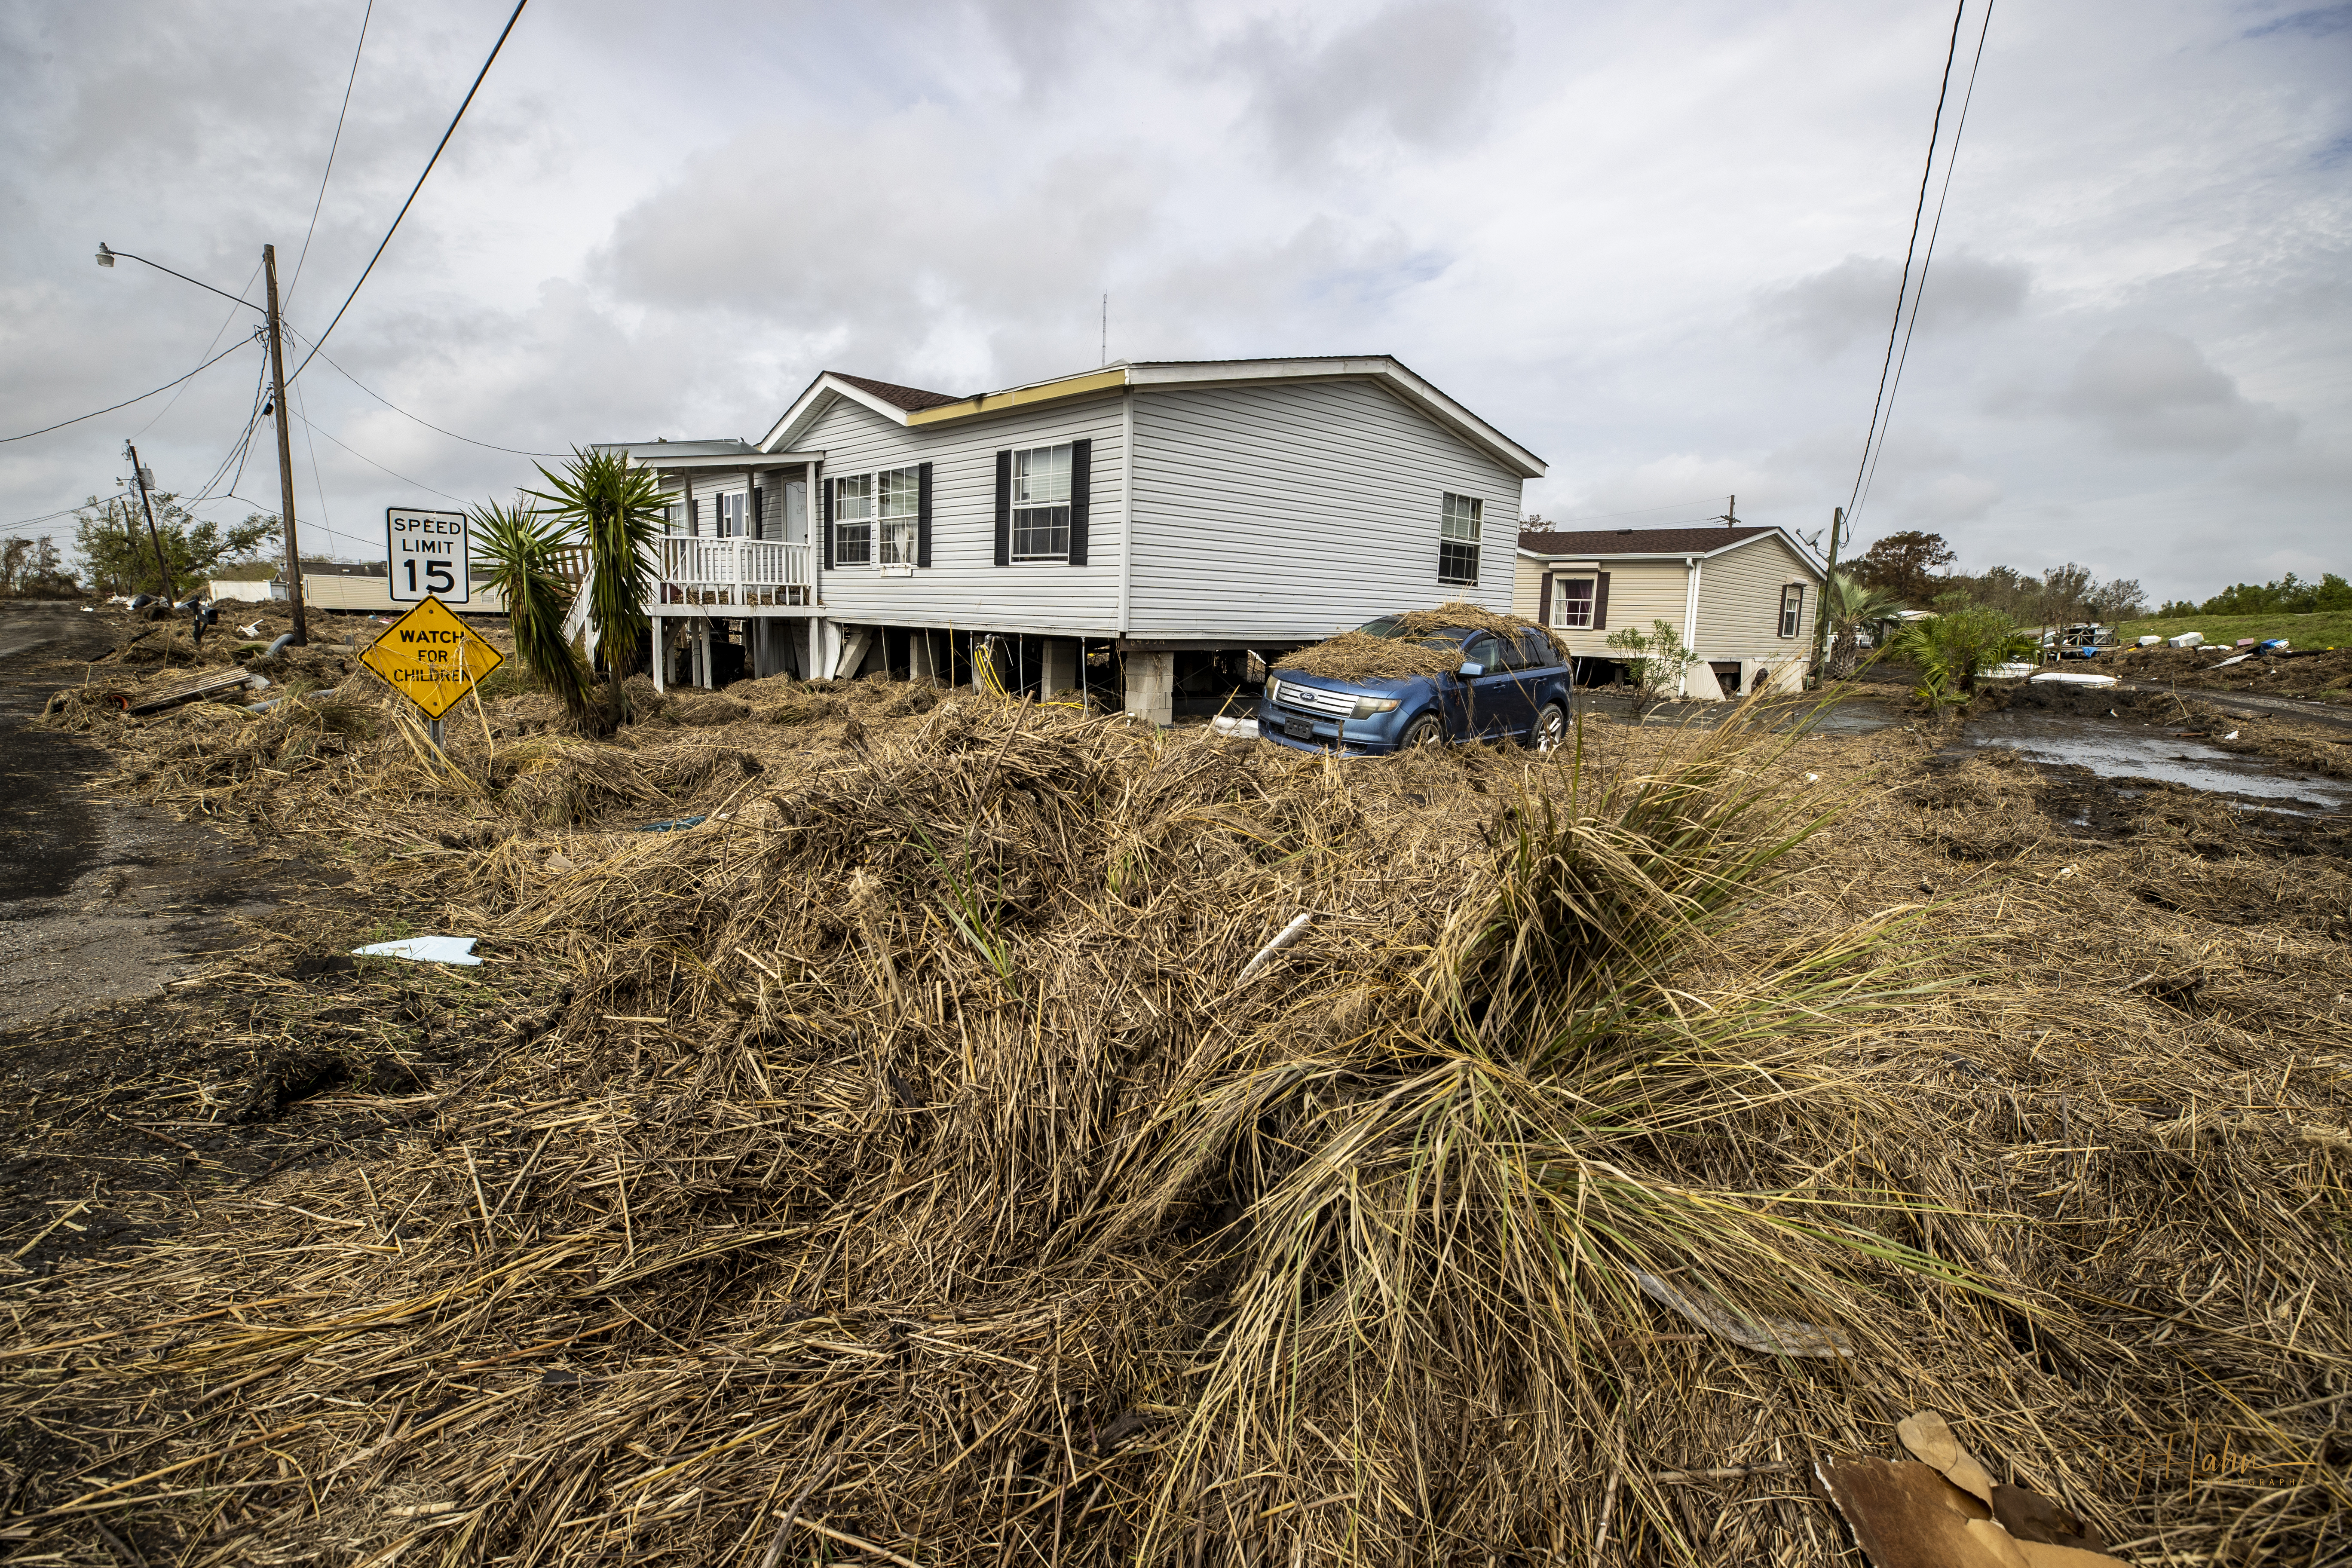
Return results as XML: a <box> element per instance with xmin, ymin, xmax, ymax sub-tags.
<box><xmin>1067</xmin><ymin>439</ymin><xmax>1091</xmax><ymax>565</ymax></box>
<box><xmin>1593</xmin><ymin>571</ymin><xmax>1611</xmax><ymax>631</ymax></box>
<box><xmin>821</xmin><ymin>477</ymin><xmax>834</xmax><ymax>570</ymax></box>
<box><xmin>1537</xmin><ymin>573</ymin><xmax>1553</xmax><ymax>627</ymax></box>
<box><xmin>993</xmin><ymin>451</ymin><xmax>1011</xmax><ymax>567</ymax></box>
<box><xmin>749</xmin><ymin>476</ymin><xmax>762</xmax><ymax>539</ymax></box>
<box><xmin>916</xmin><ymin>462</ymin><xmax>933</xmax><ymax>568</ymax></box>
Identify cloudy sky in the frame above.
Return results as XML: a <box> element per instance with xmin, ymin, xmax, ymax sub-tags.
<box><xmin>3</xmin><ymin>0</ymin><xmax>2346</xmax><ymax>600</ymax></box>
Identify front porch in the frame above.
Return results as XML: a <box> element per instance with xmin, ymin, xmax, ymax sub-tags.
<box><xmin>653</xmin><ymin>536</ymin><xmax>815</xmax><ymax>610</ymax></box>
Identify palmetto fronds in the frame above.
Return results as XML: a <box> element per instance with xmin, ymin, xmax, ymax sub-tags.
<box><xmin>472</xmin><ymin>496</ymin><xmax>595</xmax><ymax>730</ymax></box>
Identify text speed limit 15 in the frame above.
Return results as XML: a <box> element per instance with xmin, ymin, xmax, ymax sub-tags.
<box><xmin>387</xmin><ymin>506</ymin><xmax>470</xmax><ymax>604</ymax></box>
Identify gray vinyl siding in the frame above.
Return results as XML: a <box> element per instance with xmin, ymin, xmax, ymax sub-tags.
<box><xmin>1126</xmin><ymin>380</ymin><xmax>1522</xmax><ymax>640</ymax></box>
<box><xmin>798</xmin><ymin>393</ymin><xmax>1125</xmax><ymax>636</ymax></box>
<box><xmin>1694</xmin><ymin>535</ymin><xmax>1817</xmax><ymax>657</ymax></box>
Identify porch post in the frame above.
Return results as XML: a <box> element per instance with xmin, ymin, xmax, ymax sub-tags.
<box><xmin>651</xmin><ymin>612</ymin><xmax>665</xmax><ymax>694</ymax></box>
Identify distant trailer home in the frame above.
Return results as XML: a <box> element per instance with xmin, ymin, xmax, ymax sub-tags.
<box><xmin>1512</xmin><ymin>524</ymin><xmax>1826</xmax><ymax>698</ymax></box>
<box><xmin>600</xmin><ymin>355</ymin><xmax>1547</xmax><ymax>723</ymax></box>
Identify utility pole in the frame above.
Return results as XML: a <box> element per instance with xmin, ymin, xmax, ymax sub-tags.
<box><xmin>1812</xmin><ymin>504</ymin><xmax>1844</xmax><ymax>677</ymax></box>
<box><xmin>122</xmin><ymin>441</ymin><xmax>177</xmax><ymax>603</ymax></box>
<box><xmin>263</xmin><ymin>244</ymin><xmax>308</xmax><ymax>644</ymax></box>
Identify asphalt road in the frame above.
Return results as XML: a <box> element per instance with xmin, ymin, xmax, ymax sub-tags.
<box><xmin>0</xmin><ymin>600</ymin><xmax>313</xmax><ymax>1025</ymax></box>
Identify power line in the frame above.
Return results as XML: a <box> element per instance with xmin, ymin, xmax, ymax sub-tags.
<box><xmin>0</xmin><ymin>333</ymin><xmax>259</xmax><ymax>444</ymax></box>
<box><xmin>132</xmin><ymin>258</ymin><xmax>266</xmax><ymax>442</ymax></box>
<box><xmin>1842</xmin><ymin>0</ymin><xmax>1968</xmax><ymax>527</ymax></box>
<box><xmin>286</xmin><ymin>0</ymin><xmax>376</xmax><ymax>312</ymax></box>
<box><xmin>282</xmin><ymin>323</ymin><xmax>564</xmax><ymax>456</ymax></box>
<box><xmin>288</xmin><ymin>408</ymin><xmax>470</xmax><ymax>504</ymax></box>
<box><xmin>289</xmin><ymin>0</ymin><xmax>531</xmax><ymax>382</ymax></box>
<box><xmin>1856</xmin><ymin>0</ymin><xmax>1996</xmax><ymax>521</ymax></box>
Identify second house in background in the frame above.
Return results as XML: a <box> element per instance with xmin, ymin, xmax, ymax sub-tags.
<box><xmin>611</xmin><ymin>355</ymin><xmax>1547</xmax><ymax>723</ymax></box>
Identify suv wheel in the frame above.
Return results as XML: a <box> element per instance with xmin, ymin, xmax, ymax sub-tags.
<box><xmin>1400</xmin><ymin>714</ymin><xmax>1445</xmax><ymax>748</ymax></box>
<box><xmin>1531</xmin><ymin>701</ymin><xmax>1568</xmax><ymax>752</ymax></box>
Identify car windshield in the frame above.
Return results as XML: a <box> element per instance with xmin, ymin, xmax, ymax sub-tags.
<box><xmin>1356</xmin><ymin>616</ymin><xmax>1461</xmax><ymax>651</ymax></box>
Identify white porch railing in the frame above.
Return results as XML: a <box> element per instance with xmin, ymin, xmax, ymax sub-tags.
<box><xmin>655</xmin><ymin>536</ymin><xmax>812</xmax><ymax>608</ymax></box>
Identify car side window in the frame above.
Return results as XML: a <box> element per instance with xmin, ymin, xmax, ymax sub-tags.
<box><xmin>1463</xmin><ymin>633</ymin><xmax>1504</xmax><ymax>672</ymax></box>
<box><xmin>1516</xmin><ymin>630</ymin><xmax>1554</xmax><ymax>669</ymax></box>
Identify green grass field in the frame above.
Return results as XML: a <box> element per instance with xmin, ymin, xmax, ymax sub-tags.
<box><xmin>2113</xmin><ymin>609</ymin><xmax>2352</xmax><ymax>650</ymax></box>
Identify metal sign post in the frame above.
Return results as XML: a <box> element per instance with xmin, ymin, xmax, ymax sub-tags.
<box><xmin>387</xmin><ymin>507</ymin><xmax>471</xmax><ymax>604</ymax></box>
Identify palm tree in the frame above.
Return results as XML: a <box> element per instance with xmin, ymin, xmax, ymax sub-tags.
<box><xmin>529</xmin><ymin>447</ymin><xmax>665</xmax><ymax>726</ymax></box>
<box><xmin>1821</xmin><ymin>572</ymin><xmax>1905</xmax><ymax>681</ymax></box>
<box><xmin>472</xmin><ymin>496</ymin><xmax>596</xmax><ymax>731</ymax></box>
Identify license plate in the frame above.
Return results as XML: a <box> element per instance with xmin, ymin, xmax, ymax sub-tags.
<box><xmin>1284</xmin><ymin>716</ymin><xmax>1314</xmax><ymax>741</ymax></box>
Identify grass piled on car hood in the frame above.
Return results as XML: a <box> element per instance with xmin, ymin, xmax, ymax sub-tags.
<box><xmin>1277</xmin><ymin>599</ymin><xmax>1568</xmax><ymax>683</ymax></box>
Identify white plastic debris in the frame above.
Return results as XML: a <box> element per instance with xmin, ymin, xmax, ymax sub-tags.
<box><xmin>2029</xmin><ymin>671</ymin><xmax>2118</xmax><ymax>687</ymax></box>
<box><xmin>241</xmin><ymin>621</ymin><xmax>263</xmax><ymax>638</ymax></box>
<box><xmin>2167</xmin><ymin>631</ymin><xmax>2204</xmax><ymax>648</ymax></box>
<box><xmin>353</xmin><ymin>936</ymin><xmax>482</xmax><ymax>966</ymax></box>
<box><xmin>2137</xmin><ymin>634</ymin><xmax>2162</xmax><ymax>647</ymax></box>
<box><xmin>1209</xmin><ymin>715</ymin><xmax>1262</xmax><ymax>740</ymax></box>
<box><xmin>1986</xmin><ymin>662</ymin><xmax>2036</xmax><ymax>679</ymax></box>
<box><xmin>2223</xmin><ymin>730</ymin><xmax>2239</xmax><ymax>740</ymax></box>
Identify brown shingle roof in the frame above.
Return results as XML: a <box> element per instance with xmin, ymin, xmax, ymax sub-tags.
<box><xmin>830</xmin><ymin>372</ymin><xmax>965</xmax><ymax>413</ymax></box>
<box><xmin>1518</xmin><ymin>524</ymin><xmax>1779</xmax><ymax>557</ymax></box>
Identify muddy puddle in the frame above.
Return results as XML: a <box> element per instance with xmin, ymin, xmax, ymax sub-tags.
<box><xmin>1964</xmin><ymin>707</ymin><xmax>2352</xmax><ymax>813</ymax></box>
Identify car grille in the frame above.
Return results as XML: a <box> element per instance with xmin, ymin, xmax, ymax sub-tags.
<box><xmin>1269</xmin><ymin>679</ymin><xmax>1355</xmax><ymax>718</ymax></box>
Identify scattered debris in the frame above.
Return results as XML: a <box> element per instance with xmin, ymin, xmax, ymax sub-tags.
<box><xmin>352</xmin><ymin>935</ymin><xmax>483</xmax><ymax>966</ymax></box>
<box><xmin>636</xmin><ymin>814</ymin><xmax>708</xmax><ymax>833</ymax></box>
<box><xmin>1633</xmin><ymin>1270</ymin><xmax>1853</xmax><ymax>1358</ymax></box>
<box><xmin>1234</xmin><ymin>912</ymin><xmax>1314</xmax><ymax>987</ymax></box>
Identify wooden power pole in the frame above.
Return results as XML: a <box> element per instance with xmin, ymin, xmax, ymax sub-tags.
<box><xmin>122</xmin><ymin>441</ymin><xmax>177</xmax><ymax>604</ymax></box>
<box><xmin>1812</xmin><ymin>504</ymin><xmax>1844</xmax><ymax>675</ymax></box>
<box><xmin>263</xmin><ymin>244</ymin><xmax>308</xmax><ymax>644</ymax></box>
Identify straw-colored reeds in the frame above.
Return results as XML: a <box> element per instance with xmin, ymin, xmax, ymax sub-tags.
<box><xmin>4</xmin><ymin>673</ymin><xmax>2347</xmax><ymax>1565</ymax></box>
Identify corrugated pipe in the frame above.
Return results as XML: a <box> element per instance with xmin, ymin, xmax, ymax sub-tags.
<box><xmin>264</xmin><ymin>632</ymin><xmax>296</xmax><ymax>659</ymax></box>
<box><xmin>251</xmin><ymin>685</ymin><xmax>335</xmax><ymax>714</ymax></box>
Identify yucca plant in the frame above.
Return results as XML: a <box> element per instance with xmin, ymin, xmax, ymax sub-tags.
<box><xmin>472</xmin><ymin>496</ymin><xmax>596</xmax><ymax>732</ymax></box>
<box><xmin>530</xmin><ymin>447</ymin><xmax>666</xmax><ymax>725</ymax></box>
<box><xmin>1821</xmin><ymin>571</ymin><xmax>1906</xmax><ymax>680</ymax></box>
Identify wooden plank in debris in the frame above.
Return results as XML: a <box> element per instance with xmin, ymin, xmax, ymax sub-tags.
<box><xmin>125</xmin><ymin>668</ymin><xmax>265</xmax><ymax>715</ymax></box>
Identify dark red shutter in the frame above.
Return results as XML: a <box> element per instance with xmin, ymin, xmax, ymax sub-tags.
<box><xmin>993</xmin><ymin>451</ymin><xmax>1011</xmax><ymax>567</ymax></box>
<box><xmin>916</xmin><ymin>462</ymin><xmax>933</xmax><ymax>568</ymax></box>
<box><xmin>821</xmin><ymin>477</ymin><xmax>834</xmax><ymax>570</ymax></box>
<box><xmin>1537</xmin><ymin>573</ymin><xmax>1552</xmax><ymax>627</ymax></box>
<box><xmin>1067</xmin><ymin>439</ymin><xmax>1091</xmax><ymax>565</ymax></box>
<box><xmin>1592</xmin><ymin>571</ymin><xmax>1611</xmax><ymax>631</ymax></box>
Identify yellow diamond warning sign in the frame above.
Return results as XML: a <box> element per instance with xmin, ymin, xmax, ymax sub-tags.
<box><xmin>360</xmin><ymin>595</ymin><xmax>504</xmax><ymax>720</ymax></box>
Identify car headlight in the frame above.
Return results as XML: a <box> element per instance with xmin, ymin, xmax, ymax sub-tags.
<box><xmin>1350</xmin><ymin>697</ymin><xmax>1400</xmax><ymax>719</ymax></box>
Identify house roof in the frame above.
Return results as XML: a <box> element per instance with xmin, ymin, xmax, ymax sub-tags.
<box><xmin>758</xmin><ymin>356</ymin><xmax>1546</xmax><ymax>477</ymax></box>
<box><xmin>828</xmin><ymin>373</ymin><xmax>964</xmax><ymax>413</ymax></box>
<box><xmin>1518</xmin><ymin>523</ymin><xmax>1827</xmax><ymax>578</ymax></box>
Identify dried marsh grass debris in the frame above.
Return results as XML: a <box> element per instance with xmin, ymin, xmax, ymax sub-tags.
<box><xmin>1277</xmin><ymin>598</ymin><xmax>1568</xmax><ymax>683</ymax></box>
<box><xmin>6</xmin><ymin>692</ymin><xmax>2350</xmax><ymax>1566</ymax></box>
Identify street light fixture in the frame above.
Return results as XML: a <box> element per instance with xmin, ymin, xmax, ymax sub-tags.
<box><xmin>95</xmin><ymin>240</ymin><xmax>310</xmax><ymax>643</ymax></box>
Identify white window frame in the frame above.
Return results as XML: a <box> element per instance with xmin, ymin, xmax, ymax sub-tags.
<box><xmin>833</xmin><ymin>474</ymin><xmax>873</xmax><ymax>566</ymax></box>
<box><xmin>1438</xmin><ymin>492</ymin><xmax>1482</xmax><ymax>586</ymax></box>
<box><xmin>1779</xmin><ymin>583</ymin><xmax>1805</xmax><ymax>639</ymax></box>
<box><xmin>718</xmin><ymin>492</ymin><xmax>747</xmax><ymax>537</ymax></box>
<box><xmin>1551</xmin><ymin>574</ymin><xmax>1597</xmax><ymax>629</ymax></box>
<box><xmin>1011</xmin><ymin>444</ymin><xmax>1072</xmax><ymax>562</ymax></box>
<box><xmin>876</xmin><ymin>466</ymin><xmax>919</xmax><ymax>566</ymax></box>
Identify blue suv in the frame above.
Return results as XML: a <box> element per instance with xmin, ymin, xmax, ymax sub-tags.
<box><xmin>1259</xmin><ymin>619</ymin><xmax>1574</xmax><ymax>755</ymax></box>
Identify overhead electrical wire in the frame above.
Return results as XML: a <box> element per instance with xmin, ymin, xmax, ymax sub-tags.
<box><xmin>132</xmin><ymin>257</ymin><xmax>266</xmax><ymax>442</ymax></box>
<box><xmin>282</xmin><ymin>323</ymin><xmax>564</xmax><ymax>456</ymax></box>
<box><xmin>288</xmin><ymin>408</ymin><xmax>470</xmax><ymax>504</ymax></box>
<box><xmin>286</xmin><ymin>0</ymin><xmax>376</xmax><ymax>312</ymax></box>
<box><xmin>1842</xmin><ymin>0</ymin><xmax>1969</xmax><ymax>528</ymax></box>
<box><xmin>0</xmin><ymin>333</ymin><xmax>259</xmax><ymax>444</ymax></box>
<box><xmin>1856</xmin><ymin>0</ymin><xmax>1996</xmax><ymax>521</ymax></box>
<box><xmin>289</xmin><ymin>0</ymin><xmax>531</xmax><ymax>383</ymax></box>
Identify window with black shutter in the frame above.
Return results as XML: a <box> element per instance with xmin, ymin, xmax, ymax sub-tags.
<box><xmin>993</xmin><ymin>451</ymin><xmax>1011</xmax><ymax>567</ymax></box>
<box><xmin>916</xmin><ymin>462</ymin><xmax>933</xmax><ymax>567</ymax></box>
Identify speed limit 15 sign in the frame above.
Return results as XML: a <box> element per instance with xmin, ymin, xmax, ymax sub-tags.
<box><xmin>387</xmin><ymin>507</ymin><xmax>470</xmax><ymax>604</ymax></box>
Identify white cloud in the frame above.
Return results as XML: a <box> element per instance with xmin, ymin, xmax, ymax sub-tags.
<box><xmin>2058</xmin><ymin>327</ymin><xmax>2299</xmax><ymax>452</ymax></box>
